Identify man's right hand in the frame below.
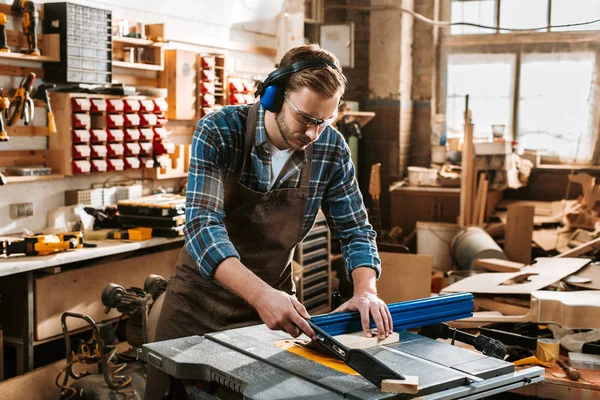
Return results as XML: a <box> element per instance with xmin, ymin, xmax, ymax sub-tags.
<box><xmin>251</xmin><ymin>287</ymin><xmax>318</xmax><ymax>341</ymax></box>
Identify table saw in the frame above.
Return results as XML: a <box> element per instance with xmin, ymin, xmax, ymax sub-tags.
<box><xmin>140</xmin><ymin>324</ymin><xmax>544</xmax><ymax>399</ymax></box>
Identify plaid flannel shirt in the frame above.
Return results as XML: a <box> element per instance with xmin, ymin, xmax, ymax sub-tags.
<box><xmin>184</xmin><ymin>104</ymin><xmax>380</xmax><ymax>281</ymax></box>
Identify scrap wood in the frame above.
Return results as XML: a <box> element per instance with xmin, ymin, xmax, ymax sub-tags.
<box><xmin>556</xmin><ymin>236</ymin><xmax>600</xmax><ymax>258</ymax></box>
<box><xmin>455</xmin><ymin>290</ymin><xmax>600</xmax><ymax>329</ymax></box>
<box><xmin>475</xmin><ymin>258</ymin><xmax>525</xmax><ymax>272</ymax></box>
<box><xmin>474</xmin><ymin>296</ymin><xmax>531</xmax><ymax>315</ymax></box>
<box><xmin>441</xmin><ymin>258</ymin><xmax>589</xmax><ymax>295</ymax></box>
<box><xmin>569</xmin><ymin>173</ymin><xmax>600</xmax><ymax>210</ymax></box>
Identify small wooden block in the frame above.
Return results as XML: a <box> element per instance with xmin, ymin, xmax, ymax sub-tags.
<box><xmin>381</xmin><ymin>376</ymin><xmax>419</xmax><ymax>394</ymax></box>
<box><xmin>334</xmin><ymin>330</ymin><xmax>400</xmax><ymax>349</ymax></box>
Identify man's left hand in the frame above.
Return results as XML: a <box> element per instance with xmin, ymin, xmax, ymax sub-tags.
<box><xmin>332</xmin><ymin>292</ymin><xmax>392</xmax><ymax>339</ymax></box>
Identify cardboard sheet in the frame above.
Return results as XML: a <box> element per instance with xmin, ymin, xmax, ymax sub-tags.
<box><xmin>441</xmin><ymin>257</ymin><xmax>590</xmax><ymax>294</ymax></box>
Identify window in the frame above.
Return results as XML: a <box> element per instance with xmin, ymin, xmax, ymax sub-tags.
<box><xmin>450</xmin><ymin>0</ymin><xmax>600</xmax><ymax>34</ymax></box>
<box><xmin>450</xmin><ymin>0</ymin><xmax>496</xmax><ymax>35</ymax></box>
<box><xmin>518</xmin><ymin>52</ymin><xmax>596</xmax><ymax>162</ymax></box>
<box><xmin>446</xmin><ymin>54</ymin><xmax>514</xmax><ymax>140</ymax></box>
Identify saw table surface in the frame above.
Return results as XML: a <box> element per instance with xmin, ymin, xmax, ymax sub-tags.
<box><xmin>140</xmin><ymin>324</ymin><xmax>544</xmax><ymax>399</ymax></box>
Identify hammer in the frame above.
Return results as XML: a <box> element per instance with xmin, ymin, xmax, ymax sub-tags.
<box><xmin>556</xmin><ymin>359</ymin><xmax>581</xmax><ymax>381</ymax></box>
<box><xmin>33</xmin><ymin>83</ymin><xmax>56</xmax><ymax>134</ymax></box>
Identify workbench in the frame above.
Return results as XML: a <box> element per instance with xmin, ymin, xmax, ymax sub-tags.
<box><xmin>140</xmin><ymin>324</ymin><xmax>545</xmax><ymax>399</ymax></box>
<box><xmin>0</xmin><ymin>237</ymin><xmax>183</xmax><ymax>377</ymax></box>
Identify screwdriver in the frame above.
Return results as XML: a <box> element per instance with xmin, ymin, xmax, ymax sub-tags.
<box><xmin>556</xmin><ymin>359</ymin><xmax>581</xmax><ymax>381</ymax></box>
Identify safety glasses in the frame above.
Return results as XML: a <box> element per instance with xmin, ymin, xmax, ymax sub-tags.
<box><xmin>284</xmin><ymin>93</ymin><xmax>338</xmax><ymax>129</ymax></box>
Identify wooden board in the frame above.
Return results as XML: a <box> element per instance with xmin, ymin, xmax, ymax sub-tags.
<box><xmin>532</xmin><ymin>229</ymin><xmax>560</xmax><ymax>252</ymax></box>
<box><xmin>567</xmin><ymin>263</ymin><xmax>600</xmax><ymax>290</ymax></box>
<box><xmin>457</xmin><ymin>290</ymin><xmax>600</xmax><ymax>329</ymax></box>
<box><xmin>377</xmin><ymin>252</ymin><xmax>432</xmax><ymax>304</ymax></box>
<box><xmin>381</xmin><ymin>376</ymin><xmax>419</xmax><ymax>394</ymax></box>
<box><xmin>557</xmin><ymin>236</ymin><xmax>600</xmax><ymax>258</ymax></box>
<box><xmin>475</xmin><ymin>258</ymin><xmax>525</xmax><ymax>273</ymax></box>
<box><xmin>441</xmin><ymin>257</ymin><xmax>589</xmax><ymax>295</ymax></box>
<box><xmin>0</xmin><ymin>150</ymin><xmax>47</xmax><ymax>168</ymax></box>
<box><xmin>334</xmin><ymin>331</ymin><xmax>400</xmax><ymax>349</ymax></box>
<box><xmin>473</xmin><ymin>297</ymin><xmax>531</xmax><ymax>315</ymax></box>
<box><xmin>34</xmin><ymin>247</ymin><xmax>179</xmax><ymax>340</ymax></box>
<box><xmin>161</xmin><ymin>49</ymin><xmax>197</xmax><ymax>120</ymax></box>
<box><xmin>504</xmin><ymin>204</ymin><xmax>535</xmax><ymax>263</ymax></box>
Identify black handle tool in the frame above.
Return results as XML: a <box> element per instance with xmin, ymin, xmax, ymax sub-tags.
<box><xmin>306</xmin><ymin>319</ymin><xmax>405</xmax><ymax>388</ymax></box>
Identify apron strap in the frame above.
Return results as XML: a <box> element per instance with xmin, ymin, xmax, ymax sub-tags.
<box><xmin>298</xmin><ymin>144</ymin><xmax>313</xmax><ymax>190</ymax></box>
<box><xmin>237</xmin><ymin>102</ymin><xmax>260</xmax><ymax>181</ymax></box>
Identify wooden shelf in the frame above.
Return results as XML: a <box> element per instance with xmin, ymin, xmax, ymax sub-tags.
<box><xmin>4</xmin><ymin>173</ymin><xmax>64</xmax><ymax>183</ymax></box>
<box><xmin>0</xmin><ymin>50</ymin><xmax>58</xmax><ymax>63</ymax></box>
<box><xmin>112</xmin><ymin>36</ymin><xmax>166</xmax><ymax>47</ymax></box>
<box><xmin>112</xmin><ymin>60</ymin><xmax>163</xmax><ymax>71</ymax></box>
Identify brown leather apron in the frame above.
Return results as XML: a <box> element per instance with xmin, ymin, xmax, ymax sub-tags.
<box><xmin>154</xmin><ymin>102</ymin><xmax>313</xmax><ymax>341</ymax></box>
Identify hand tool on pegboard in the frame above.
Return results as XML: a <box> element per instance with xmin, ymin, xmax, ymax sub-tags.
<box><xmin>11</xmin><ymin>0</ymin><xmax>40</xmax><ymax>56</ymax></box>
<box><xmin>7</xmin><ymin>72</ymin><xmax>35</xmax><ymax>126</ymax></box>
<box><xmin>0</xmin><ymin>90</ymin><xmax>10</xmax><ymax>141</ymax></box>
<box><xmin>33</xmin><ymin>83</ymin><xmax>57</xmax><ymax>134</ymax></box>
<box><xmin>0</xmin><ymin>13</ymin><xmax>10</xmax><ymax>52</ymax></box>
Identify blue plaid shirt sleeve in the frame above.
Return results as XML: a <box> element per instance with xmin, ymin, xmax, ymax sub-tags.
<box><xmin>183</xmin><ymin>118</ymin><xmax>240</xmax><ymax>279</ymax></box>
<box><xmin>321</xmin><ymin>147</ymin><xmax>381</xmax><ymax>282</ymax></box>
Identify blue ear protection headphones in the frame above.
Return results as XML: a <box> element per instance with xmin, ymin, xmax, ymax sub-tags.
<box><xmin>254</xmin><ymin>59</ymin><xmax>344</xmax><ymax>113</ymax></box>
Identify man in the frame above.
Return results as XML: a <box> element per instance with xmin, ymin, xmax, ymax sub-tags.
<box><xmin>146</xmin><ymin>44</ymin><xmax>391</xmax><ymax>398</ymax></box>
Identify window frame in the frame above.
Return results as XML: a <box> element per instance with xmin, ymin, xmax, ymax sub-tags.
<box><xmin>438</xmin><ymin>0</ymin><xmax>600</xmax><ymax>164</ymax></box>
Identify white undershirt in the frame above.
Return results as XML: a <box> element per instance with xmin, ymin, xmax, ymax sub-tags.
<box><xmin>268</xmin><ymin>141</ymin><xmax>295</xmax><ymax>190</ymax></box>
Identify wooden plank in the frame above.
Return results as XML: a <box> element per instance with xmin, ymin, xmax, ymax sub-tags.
<box><xmin>475</xmin><ymin>258</ymin><xmax>525</xmax><ymax>273</ymax></box>
<box><xmin>5</xmin><ymin>174</ymin><xmax>64</xmax><ymax>184</ymax></box>
<box><xmin>459</xmin><ymin>106</ymin><xmax>475</xmax><ymax>227</ymax></box>
<box><xmin>381</xmin><ymin>376</ymin><xmax>419</xmax><ymax>394</ymax></box>
<box><xmin>0</xmin><ymin>65</ymin><xmax>44</xmax><ymax>79</ymax></box>
<box><xmin>474</xmin><ymin>297</ymin><xmax>531</xmax><ymax>315</ymax></box>
<box><xmin>441</xmin><ymin>257</ymin><xmax>589</xmax><ymax>295</ymax></box>
<box><xmin>532</xmin><ymin>229</ymin><xmax>559</xmax><ymax>252</ymax></box>
<box><xmin>162</xmin><ymin>50</ymin><xmax>197</xmax><ymax>120</ymax></box>
<box><xmin>504</xmin><ymin>204</ymin><xmax>535</xmax><ymax>263</ymax></box>
<box><xmin>478</xmin><ymin>178</ymin><xmax>488</xmax><ymax>225</ymax></box>
<box><xmin>5</xmin><ymin>126</ymin><xmax>49</xmax><ymax>137</ymax></box>
<box><xmin>34</xmin><ymin>247</ymin><xmax>179</xmax><ymax>340</ymax></box>
<box><xmin>0</xmin><ymin>328</ymin><xmax>3</xmax><ymax>382</ymax></box>
<box><xmin>557</xmin><ymin>236</ymin><xmax>600</xmax><ymax>258</ymax></box>
<box><xmin>0</xmin><ymin>150</ymin><xmax>46</xmax><ymax>168</ymax></box>
<box><xmin>472</xmin><ymin>173</ymin><xmax>485</xmax><ymax>225</ymax></box>
<box><xmin>334</xmin><ymin>331</ymin><xmax>400</xmax><ymax>349</ymax></box>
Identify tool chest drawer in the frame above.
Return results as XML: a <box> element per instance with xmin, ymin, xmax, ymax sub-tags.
<box><xmin>294</xmin><ymin>211</ymin><xmax>331</xmax><ymax>314</ymax></box>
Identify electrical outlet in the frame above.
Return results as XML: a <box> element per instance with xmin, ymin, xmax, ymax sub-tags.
<box><xmin>9</xmin><ymin>203</ymin><xmax>34</xmax><ymax>219</ymax></box>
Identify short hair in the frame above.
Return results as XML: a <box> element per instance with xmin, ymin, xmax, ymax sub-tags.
<box><xmin>279</xmin><ymin>44</ymin><xmax>347</xmax><ymax>98</ymax></box>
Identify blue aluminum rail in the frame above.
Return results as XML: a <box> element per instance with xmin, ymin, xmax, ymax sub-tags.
<box><xmin>311</xmin><ymin>292</ymin><xmax>474</xmax><ymax>336</ymax></box>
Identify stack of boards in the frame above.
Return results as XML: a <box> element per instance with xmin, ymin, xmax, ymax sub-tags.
<box><xmin>117</xmin><ymin>194</ymin><xmax>186</xmax><ymax>237</ymax></box>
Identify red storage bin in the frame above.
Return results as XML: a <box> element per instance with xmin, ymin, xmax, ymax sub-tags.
<box><xmin>229</xmin><ymin>80</ymin><xmax>245</xmax><ymax>93</ymax></box>
<box><xmin>230</xmin><ymin>93</ymin><xmax>246</xmax><ymax>105</ymax></box>
<box><xmin>201</xmin><ymin>94</ymin><xmax>216</xmax><ymax>107</ymax></box>
<box><xmin>139</xmin><ymin>142</ymin><xmax>153</xmax><ymax>156</ymax></box>
<box><xmin>139</xmin><ymin>113</ymin><xmax>157</xmax><ymax>127</ymax></box>
<box><xmin>153</xmin><ymin>127</ymin><xmax>168</xmax><ymax>140</ymax></box>
<box><xmin>106</xmin><ymin>99</ymin><xmax>124</xmax><ymax>113</ymax></box>
<box><xmin>153</xmin><ymin>99</ymin><xmax>168</xmax><ymax>113</ymax></box>
<box><xmin>153</xmin><ymin>141</ymin><xmax>175</xmax><ymax>155</ymax></box>
<box><xmin>124</xmin><ymin>157</ymin><xmax>141</xmax><ymax>169</ymax></box>
<box><xmin>124</xmin><ymin>142</ymin><xmax>141</xmax><ymax>156</ymax></box>
<box><xmin>90</xmin><ymin>129</ymin><xmax>108</xmax><ymax>143</ymax></box>
<box><xmin>107</xmin><ymin>158</ymin><xmax>125</xmax><ymax>171</ymax></box>
<box><xmin>156</xmin><ymin>114</ymin><xmax>168</xmax><ymax>126</ymax></box>
<box><xmin>124</xmin><ymin>128</ymin><xmax>140</xmax><ymax>142</ymax></box>
<box><xmin>72</xmin><ymin>113</ymin><xmax>91</xmax><ymax>129</ymax></box>
<box><xmin>139</xmin><ymin>156</ymin><xmax>155</xmax><ymax>168</ymax></box>
<box><xmin>139</xmin><ymin>128</ymin><xmax>154</xmax><ymax>141</ymax></box>
<box><xmin>124</xmin><ymin>99</ymin><xmax>141</xmax><ymax>113</ymax></box>
<box><xmin>91</xmin><ymin>144</ymin><xmax>108</xmax><ymax>158</ymax></box>
<box><xmin>200</xmin><ymin>56</ymin><xmax>215</xmax><ymax>69</ymax></box>
<box><xmin>106</xmin><ymin>129</ymin><xmax>124</xmax><ymax>142</ymax></box>
<box><xmin>106</xmin><ymin>114</ymin><xmax>124</xmax><ymax>128</ymax></box>
<box><xmin>139</xmin><ymin>100</ymin><xmax>155</xmax><ymax>113</ymax></box>
<box><xmin>243</xmin><ymin>82</ymin><xmax>255</xmax><ymax>93</ymax></box>
<box><xmin>201</xmin><ymin>69</ymin><xmax>215</xmax><ymax>81</ymax></box>
<box><xmin>91</xmin><ymin>159</ymin><xmax>108</xmax><ymax>172</ymax></box>
<box><xmin>72</xmin><ymin>144</ymin><xmax>91</xmax><ymax>158</ymax></box>
<box><xmin>107</xmin><ymin>143</ymin><xmax>125</xmax><ymax>157</ymax></box>
<box><xmin>89</xmin><ymin>98</ymin><xmax>107</xmax><ymax>113</ymax></box>
<box><xmin>200</xmin><ymin>82</ymin><xmax>215</xmax><ymax>94</ymax></box>
<box><xmin>72</xmin><ymin>160</ymin><xmax>91</xmax><ymax>174</ymax></box>
<box><xmin>72</xmin><ymin>129</ymin><xmax>90</xmax><ymax>143</ymax></box>
<box><xmin>71</xmin><ymin>98</ymin><xmax>91</xmax><ymax>112</ymax></box>
<box><xmin>124</xmin><ymin>113</ymin><xmax>141</xmax><ymax>127</ymax></box>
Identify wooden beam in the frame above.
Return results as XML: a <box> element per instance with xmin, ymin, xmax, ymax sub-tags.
<box><xmin>0</xmin><ymin>65</ymin><xmax>44</xmax><ymax>79</ymax></box>
<box><xmin>6</xmin><ymin>126</ymin><xmax>50</xmax><ymax>137</ymax></box>
<box><xmin>0</xmin><ymin>150</ymin><xmax>47</xmax><ymax>167</ymax></box>
<box><xmin>556</xmin><ymin>236</ymin><xmax>600</xmax><ymax>258</ymax></box>
<box><xmin>504</xmin><ymin>204</ymin><xmax>534</xmax><ymax>263</ymax></box>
